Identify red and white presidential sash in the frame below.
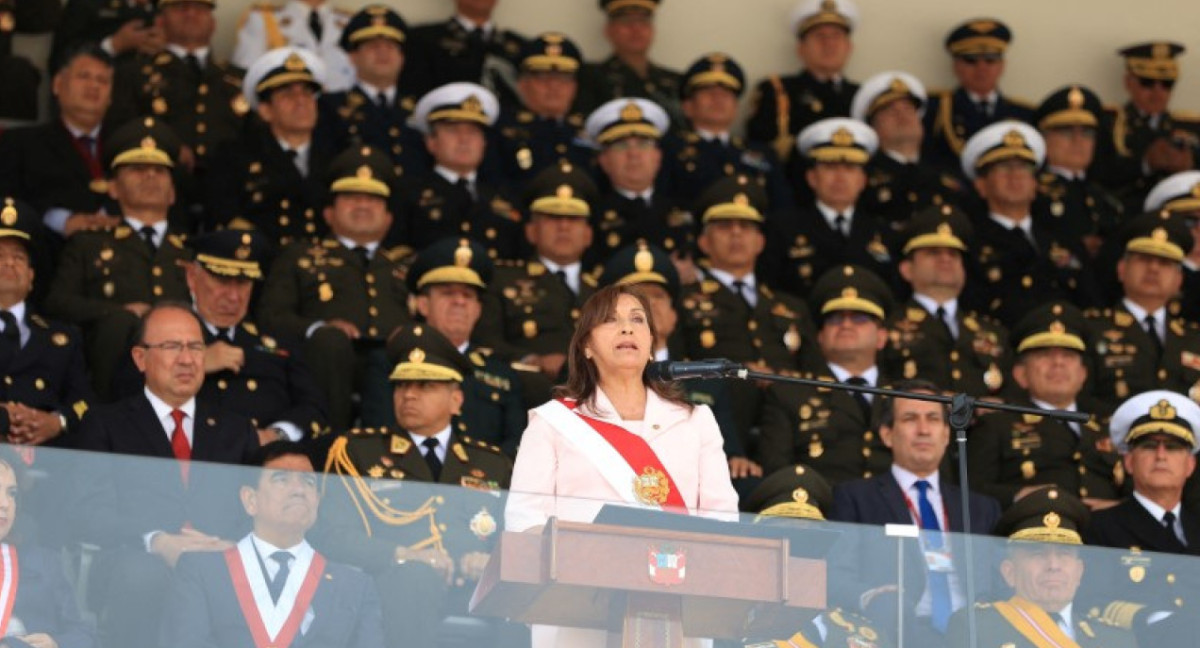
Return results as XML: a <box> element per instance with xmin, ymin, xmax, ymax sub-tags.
<box><xmin>535</xmin><ymin>399</ymin><xmax>687</xmax><ymax>512</ymax></box>
<box><xmin>224</xmin><ymin>542</ymin><xmax>325</xmax><ymax>648</ymax></box>
<box><xmin>0</xmin><ymin>544</ymin><xmax>17</xmax><ymax>638</ymax></box>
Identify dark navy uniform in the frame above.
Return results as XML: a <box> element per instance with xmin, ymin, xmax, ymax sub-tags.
<box><xmin>746</xmin><ymin>71</ymin><xmax>858</xmax><ymax>162</ymax></box>
<box><xmin>861</xmin><ymin>153</ymin><xmax>963</xmax><ymax>228</ymax></box>
<box><xmin>399</xmin><ymin>16</ymin><xmax>525</xmax><ymax>108</ymax></box>
<box><xmin>495</xmin><ymin>109</ymin><xmax>591</xmax><ymax>187</ymax></box>
<box><xmin>576</xmin><ymin>55</ymin><xmax>683</xmax><ymax>132</ymax></box>
<box><xmin>922</xmin><ymin>88</ymin><xmax>1035</xmax><ymax>176</ymax></box>
<box><xmin>49</xmin><ymin>0</ymin><xmax>152</xmax><ymax>72</ymax></box>
<box><xmin>479</xmin><ymin>259</ymin><xmax>595</xmax><ymax>364</ymax></box>
<box><xmin>393</xmin><ymin>173</ymin><xmax>524</xmax><ymax>260</ymax></box>
<box><xmin>0</xmin><ymin>0</ymin><xmax>58</xmax><ymax>120</ymax></box>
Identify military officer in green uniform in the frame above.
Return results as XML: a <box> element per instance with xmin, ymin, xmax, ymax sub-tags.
<box><xmin>667</xmin><ymin>52</ymin><xmax>791</xmax><ymax>210</ymax></box>
<box><xmin>1085</xmin><ymin>212</ymin><xmax>1200</xmax><ymax>404</ymax></box>
<box><xmin>922</xmin><ymin>18</ymin><xmax>1035</xmax><ymax>177</ymax></box>
<box><xmin>205</xmin><ymin>47</ymin><xmax>335</xmax><ymax>247</ymax></box>
<box><xmin>757</xmin><ymin>265</ymin><xmax>896</xmax><ymax>484</ymax></box>
<box><xmin>743</xmin><ymin>464</ymin><xmax>891</xmax><ymax>648</ymax></box>
<box><xmin>257</xmin><ymin>146</ymin><xmax>411</xmax><ymax>429</ymax></box>
<box><xmin>108</xmin><ymin>0</ymin><xmax>247</xmax><ymax>179</ymax></box>
<box><xmin>1095</xmin><ymin>42</ymin><xmax>1200</xmax><ymax>213</ymax></box>
<box><xmin>678</xmin><ymin>175</ymin><xmax>814</xmax><ymax>446</ymax></box>
<box><xmin>477</xmin><ymin>162</ymin><xmax>599</xmax><ymax>408</ymax></box>
<box><xmin>948</xmin><ymin>487</ymin><xmax>1137</xmax><ymax>648</ymax></box>
<box><xmin>321</xmin><ymin>323</ymin><xmax>515</xmax><ymax>648</ymax></box>
<box><xmin>0</xmin><ymin>197</ymin><xmax>92</xmax><ymax>447</ymax></box>
<box><xmin>1034</xmin><ymin>85</ymin><xmax>1125</xmax><ymax>260</ymax></box>
<box><xmin>745</xmin><ymin>0</ymin><xmax>860</xmax><ymax>162</ymax></box>
<box><xmin>394</xmin><ymin>81</ymin><xmax>525</xmax><ymax>260</ymax></box>
<box><xmin>967</xmin><ymin>301</ymin><xmax>1123</xmax><ymax>510</ymax></box>
<box><xmin>575</xmin><ymin>0</ymin><xmax>684</xmax><ymax>132</ymax></box>
<box><xmin>851</xmin><ymin>71</ymin><xmax>964</xmax><ymax>228</ymax></box>
<box><xmin>586</xmin><ymin>97</ymin><xmax>694</xmax><ymax>267</ymax></box>
<box><xmin>884</xmin><ymin>205</ymin><xmax>1010</xmax><ymax>399</ymax></box>
<box><xmin>316</xmin><ymin>5</ymin><xmax>426</xmax><ymax>178</ymax></box>
<box><xmin>360</xmin><ymin>237</ymin><xmax>526</xmax><ymax>457</ymax></box>
<box><xmin>494</xmin><ymin>32</ymin><xmax>592</xmax><ymax>186</ymax></box>
<box><xmin>44</xmin><ymin>117</ymin><xmax>192</xmax><ymax>401</ymax></box>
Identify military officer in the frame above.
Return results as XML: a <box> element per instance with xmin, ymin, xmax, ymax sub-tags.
<box><xmin>1143</xmin><ymin>171</ymin><xmax>1200</xmax><ymax>323</ymax></box>
<box><xmin>206</xmin><ymin>47</ymin><xmax>334</xmax><ymax>248</ymax></box>
<box><xmin>316</xmin><ymin>5</ymin><xmax>426</xmax><ymax>178</ymax></box>
<box><xmin>586</xmin><ymin>97</ymin><xmax>694</xmax><ymax>267</ymax></box>
<box><xmin>852</xmin><ymin>71</ymin><xmax>964</xmax><ymax>228</ymax></box>
<box><xmin>961</xmin><ymin>121</ymin><xmax>1102</xmax><ymax>328</ymax></box>
<box><xmin>394</xmin><ymin>82</ymin><xmax>524</xmax><ymax>260</ymax></box>
<box><xmin>967</xmin><ymin>301</ymin><xmax>1123</xmax><ymax>509</ymax></box>
<box><xmin>0</xmin><ymin>0</ymin><xmax>58</xmax><ymax>120</ymax></box>
<box><xmin>44</xmin><ymin>117</ymin><xmax>192</xmax><ymax>401</ymax></box>
<box><xmin>1033</xmin><ymin>85</ymin><xmax>1125</xmax><ymax>260</ymax></box>
<box><xmin>947</xmin><ymin>487</ymin><xmax>1137</xmax><ymax>648</ymax></box>
<box><xmin>108</xmin><ymin>0</ymin><xmax>246</xmax><ymax>182</ymax></box>
<box><xmin>257</xmin><ymin>145</ymin><xmax>411</xmax><ymax>430</ymax></box>
<box><xmin>757</xmin><ymin>265</ymin><xmax>896</xmax><ymax>484</ymax></box>
<box><xmin>745</xmin><ymin>0</ymin><xmax>860</xmax><ymax>162</ymax></box>
<box><xmin>114</xmin><ymin>230</ymin><xmax>329</xmax><ymax>444</ymax></box>
<box><xmin>321</xmin><ymin>323</ymin><xmax>514</xmax><ymax>648</ymax></box>
<box><xmin>922</xmin><ymin>18</ymin><xmax>1035</xmax><ymax>176</ymax></box>
<box><xmin>398</xmin><ymin>0</ymin><xmax>526</xmax><ymax>108</ymax></box>
<box><xmin>494</xmin><ymin>32</ymin><xmax>593</xmax><ymax>185</ymax></box>
<box><xmin>362</xmin><ymin>237</ymin><xmax>526</xmax><ymax>457</ymax></box>
<box><xmin>884</xmin><ymin>205</ymin><xmax>1010</xmax><ymax>398</ymax></box>
<box><xmin>477</xmin><ymin>163</ymin><xmax>598</xmax><ymax>407</ymax></box>
<box><xmin>575</xmin><ymin>0</ymin><xmax>683</xmax><ymax>132</ymax></box>
<box><xmin>1085</xmin><ymin>211</ymin><xmax>1200</xmax><ymax>404</ymax></box>
<box><xmin>679</xmin><ymin>176</ymin><xmax>814</xmax><ymax>455</ymax></box>
<box><xmin>764</xmin><ymin>117</ymin><xmax>898</xmax><ymax>298</ymax></box>
<box><xmin>742</xmin><ymin>465</ymin><xmax>892</xmax><ymax>648</ymax></box>
<box><xmin>0</xmin><ymin>197</ymin><xmax>92</xmax><ymax>448</ymax></box>
<box><xmin>666</xmin><ymin>52</ymin><xmax>791</xmax><ymax>211</ymax></box>
<box><xmin>1095</xmin><ymin>42</ymin><xmax>1200</xmax><ymax>212</ymax></box>
<box><xmin>232</xmin><ymin>0</ymin><xmax>354</xmax><ymax>91</ymax></box>
<box><xmin>49</xmin><ymin>0</ymin><xmax>156</xmax><ymax>73</ymax></box>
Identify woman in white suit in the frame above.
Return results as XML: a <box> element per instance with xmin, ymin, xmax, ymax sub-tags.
<box><xmin>506</xmin><ymin>284</ymin><xmax>740</xmax><ymax>647</ymax></box>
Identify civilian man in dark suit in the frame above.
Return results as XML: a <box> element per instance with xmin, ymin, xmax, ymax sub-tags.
<box><xmin>70</xmin><ymin>303</ymin><xmax>259</xmax><ymax>648</ymax></box>
<box><xmin>160</xmin><ymin>441</ymin><xmax>384</xmax><ymax>648</ymax></box>
<box><xmin>831</xmin><ymin>379</ymin><xmax>1001</xmax><ymax>648</ymax></box>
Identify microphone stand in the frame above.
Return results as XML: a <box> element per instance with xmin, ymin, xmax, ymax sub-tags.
<box><xmin>690</xmin><ymin>363</ymin><xmax>1090</xmax><ymax>648</ymax></box>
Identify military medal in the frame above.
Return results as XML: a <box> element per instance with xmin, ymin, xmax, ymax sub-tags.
<box><xmin>89</xmin><ymin>179</ymin><xmax>109</xmax><ymax>194</ymax></box>
<box><xmin>469</xmin><ymin>507</ymin><xmax>497</xmax><ymax>540</ymax></box>
<box><xmin>983</xmin><ymin>363</ymin><xmax>1003</xmax><ymax>392</ymax></box>
<box><xmin>808</xmin><ymin>440</ymin><xmax>824</xmax><ymax>458</ymax></box>
<box><xmin>633</xmin><ymin>466</ymin><xmax>670</xmax><ymax>506</ymax></box>
<box><xmin>783</xmin><ymin>324</ymin><xmax>801</xmax><ymax>352</ymax></box>
<box><xmin>516</xmin><ymin>148</ymin><xmax>532</xmax><ymax>170</ymax></box>
<box><xmin>699</xmin><ymin>330</ymin><xmax>716</xmax><ymax>349</ymax></box>
<box><xmin>1021</xmin><ymin>460</ymin><xmax>1036</xmax><ymax>480</ymax></box>
<box><xmin>318</xmin><ymin>282</ymin><xmax>334</xmax><ymax>302</ymax></box>
<box><xmin>390</xmin><ymin>435</ymin><xmax>411</xmax><ymax>454</ymax></box>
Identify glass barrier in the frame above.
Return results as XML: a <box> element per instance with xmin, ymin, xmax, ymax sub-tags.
<box><xmin>2</xmin><ymin>444</ymin><xmax>1195</xmax><ymax>648</ymax></box>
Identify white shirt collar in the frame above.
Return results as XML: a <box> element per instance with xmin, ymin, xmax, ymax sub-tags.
<box><xmin>815</xmin><ymin>200</ymin><xmax>855</xmax><ymax>228</ymax></box>
<box><xmin>1122</xmin><ymin>298</ymin><xmax>1166</xmax><ymax>334</ymax></box>
<box><xmin>616</xmin><ymin>187</ymin><xmax>654</xmax><ymax>202</ymax></box>
<box><xmin>409</xmin><ymin>425</ymin><xmax>453</xmax><ymax>463</ymax></box>
<box><xmin>454</xmin><ymin>14</ymin><xmax>494</xmax><ymax>35</ymax></box>
<box><xmin>967</xmin><ymin>90</ymin><xmax>998</xmax><ymax>105</ymax></box>
<box><xmin>707</xmin><ymin>267</ymin><xmax>756</xmax><ymax>293</ymax></box>
<box><xmin>165</xmin><ymin>44</ymin><xmax>209</xmax><ymax>65</ymax></box>
<box><xmin>0</xmin><ymin>302</ymin><xmax>27</xmax><ymax>347</ymax></box>
<box><xmin>356</xmin><ymin>81</ymin><xmax>396</xmax><ymax>104</ymax></box>
<box><xmin>891</xmin><ymin>464</ymin><xmax>941</xmax><ymax>497</ymax></box>
<box><xmin>336</xmin><ymin>236</ymin><xmax>379</xmax><ymax>255</ymax></box>
<box><xmin>143</xmin><ymin>387</ymin><xmax>196</xmax><ymax>442</ymax></box>
<box><xmin>912</xmin><ymin>294</ymin><xmax>957</xmax><ymax>320</ymax></box>
<box><xmin>989</xmin><ymin>212</ymin><xmax>1033</xmax><ymax>235</ymax></box>
<box><xmin>1031</xmin><ymin>398</ymin><xmax>1076</xmax><ymax>413</ymax></box>
<box><xmin>248</xmin><ymin>533</ymin><xmax>314</xmax><ymax>578</ymax></box>
<box><xmin>653</xmin><ymin>346</ymin><xmax>669</xmax><ymax>362</ymax></box>
<box><xmin>828</xmin><ymin>363</ymin><xmax>879</xmax><ymax>389</ymax></box>
<box><xmin>123</xmin><ymin>216</ymin><xmax>168</xmax><ymax>241</ymax></box>
<box><xmin>434</xmin><ymin>166</ymin><xmax>477</xmax><ymax>186</ymax></box>
<box><xmin>62</xmin><ymin>120</ymin><xmax>101</xmax><ymax>140</ymax></box>
<box><xmin>1047</xmin><ymin>165</ymin><xmax>1086</xmax><ymax>182</ymax></box>
<box><xmin>694</xmin><ymin>128</ymin><xmax>730</xmax><ymax>144</ymax></box>
<box><xmin>884</xmin><ymin>149</ymin><xmax>919</xmax><ymax>165</ymax></box>
<box><xmin>1132</xmin><ymin>491</ymin><xmax>1182</xmax><ymax>525</ymax></box>
<box><xmin>539</xmin><ymin>257</ymin><xmax>582</xmax><ymax>294</ymax></box>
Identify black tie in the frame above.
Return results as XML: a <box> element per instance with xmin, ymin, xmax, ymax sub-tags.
<box><xmin>184</xmin><ymin>53</ymin><xmax>202</xmax><ymax>77</ymax></box>
<box><xmin>554</xmin><ymin>269</ymin><xmax>573</xmax><ymax>294</ymax></box>
<box><xmin>467</xmin><ymin>26</ymin><xmax>485</xmax><ymax>47</ymax></box>
<box><xmin>731</xmin><ymin>280</ymin><xmax>753</xmax><ymax>311</ymax></box>
<box><xmin>834</xmin><ymin>214</ymin><xmax>849</xmax><ymax>240</ymax></box>
<box><xmin>376</xmin><ymin>92</ymin><xmax>389</xmax><ymax>109</ymax></box>
<box><xmin>975</xmin><ymin>99</ymin><xmax>992</xmax><ymax>118</ymax></box>
<box><xmin>1163</xmin><ymin>511</ymin><xmax>1177</xmax><ymax>530</ymax></box>
<box><xmin>455</xmin><ymin>177</ymin><xmax>475</xmax><ymax>205</ymax></box>
<box><xmin>421</xmin><ymin>437</ymin><xmax>443</xmax><ymax>481</ymax></box>
<box><xmin>0</xmin><ymin>311</ymin><xmax>16</xmax><ymax>369</ymax></box>
<box><xmin>352</xmin><ymin>245</ymin><xmax>370</xmax><ymax>267</ymax></box>
<box><xmin>268</xmin><ymin>551</ymin><xmax>293</xmax><ymax>604</ymax></box>
<box><xmin>139</xmin><ymin>225</ymin><xmax>157</xmax><ymax>253</ymax></box>
<box><xmin>936</xmin><ymin>306</ymin><xmax>955</xmax><ymax>340</ymax></box>
<box><xmin>1144</xmin><ymin>314</ymin><xmax>1164</xmax><ymax>359</ymax></box>
<box><xmin>846</xmin><ymin>376</ymin><xmax>872</xmax><ymax>423</ymax></box>
<box><xmin>220</xmin><ymin>327</ymin><xmax>234</xmax><ymax>342</ymax></box>
<box><xmin>1053</xmin><ymin>612</ymin><xmax>1069</xmax><ymax>634</ymax></box>
<box><xmin>308</xmin><ymin>9</ymin><xmax>322</xmax><ymax>41</ymax></box>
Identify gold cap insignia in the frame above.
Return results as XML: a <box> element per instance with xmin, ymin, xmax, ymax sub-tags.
<box><xmin>546</xmin><ymin>43</ymin><xmax>562</xmax><ymax>56</ymax></box>
<box><xmin>1049</xmin><ymin>321</ymin><xmax>1066</xmax><ymax>334</ymax></box>
<box><xmin>1192</xmin><ymin>183</ymin><xmax>1200</xmax><ymax>198</ymax></box>
<box><xmin>1003</xmin><ymin>129</ymin><xmax>1027</xmax><ymax>148</ymax></box>
<box><xmin>356</xmin><ymin>165</ymin><xmax>373</xmax><ymax>179</ymax></box>
<box><xmin>889</xmin><ymin>77</ymin><xmax>909</xmax><ymax>94</ymax></box>
<box><xmin>284</xmin><ymin>52</ymin><xmax>307</xmax><ymax>71</ymax></box>
<box><xmin>408</xmin><ymin>347</ymin><xmax>426</xmax><ymax>363</ymax></box>
<box><xmin>819</xmin><ymin>0</ymin><xmax>836</xmax><ymax>11</ymax></box>
<box><xmin>1067</xmin><ymin>86</ymin><xmax>1084</xmax><ymax>109</ymax></box>
<box><xmin>1</xmin><ymin>200</ymin><xmax>15</xmax><ymax>227</ymax></box>
<box><xmin>634</xmin><ymin>245</ymin><xmax>654</xmax><ymax>273</ymax></box>
<box><xmin>1044</xmin><ymin>512</ymin><xmax>1061</xmax><ymax>528</ymax></box>
<box><xmin>140</xmin><ymin>136</ymin><xmax>157</xmax><ymax>150</ymax></box>
<box><xmin>792</xmin><ymin>488</ymin><xmax>810</xmax><ymax>503</ymax></box>
<box><xmin>733</xmin><ymin>192</ymin><xmax>749</xmax><ymax>206</ymax></box>
<box><xmin>830</xmin><ymin>127</ymin><xmax>854</xmax><ymax>147</ymax></box>
<box><xmin>462</xmin><ymin>95</ymin><xmax>483</xmax><ymax>115</ymax></box>
<box><xmin>455</xmin><ymin>239</ymin><xmax>473</xmax><ymax>267</ymax></box>
<box><xmin>556</xmin><ymin>184</ymin><xmax>573</xmax><ymax>199</ymax></box>
<box><xmin>842</xmin><ymin>287</ymin><xmax>858</xmax><ymax>299</ymax></box>
<box><xmin>371</xmin><ymin>15</ymin><xmax>385</xmax><ymax>26</ymax></box>
<box><xmin>969</xmin><ymin>20</ymin><xmax>997</xmax><ymax>33</ymax></box>
<box><xmin>1152</xmin><ymin>227</ymin><xmax>1168</xmax><ymax>242</ymax></box>
<box><xmin>936</xmin><ymin>222</ymin><xmax>952</xmax><ymax>235</ymax></box>
<box><xmin>1153</xmin><ymin>42</ymin><xmax>1170</xmax><ymax>59</ymax></box>
<box><xmin>1150</xmin><ymin>398</ymin><xmax>1176</xmax><ymax>420</ymax></box>
<box><xmin>235</xmin><ymin>245</ymin><xmax>251</xmax><ymax>260</ymax></box>
<box><xmin>544</xmin><ymin>33</ymin><xmax>564</xmax><ymax>44</ymax></box>
<box><xmin>620</xmin><ymin>101</ymin><xmax>644</xmax><ymax>123</ymax></box>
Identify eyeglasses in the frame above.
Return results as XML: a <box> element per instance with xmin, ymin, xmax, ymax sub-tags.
<box><xmin>139</xmin><ymin>341</ymin><xmax>206</xmax><ymax>354</ymax></box>
<box><xmin>1137</xmin><ymin>77</ymin><xmax>1175</xmax><ymax>90</ymax></box>
<box><xmin>1131</xmin><ymin>438</ymin><xmax>1191</xmax><ymax>453</ymax></box>
<box><xmin>958</xmin><ymin>54</ymin><xmax>1002</xmax><ymax>65</ymax></box>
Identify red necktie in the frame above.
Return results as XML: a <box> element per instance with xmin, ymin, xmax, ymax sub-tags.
<box><xmin>170</xmin><ymin>409</ymin><xmax>191</xmax><ymax>484</ymax></box>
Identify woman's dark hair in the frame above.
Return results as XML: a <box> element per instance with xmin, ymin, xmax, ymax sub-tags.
<box><xmin>554</xmin><ymin>284</ymin><xmax>690</xmax><ymax>411</ymax></box>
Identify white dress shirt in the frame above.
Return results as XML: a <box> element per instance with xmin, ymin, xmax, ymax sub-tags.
<box><xmin>410</xmin><ymin>425</ymin><xmax>452</xmax><ymax>464</ymax></box>
<box><xmin>707</xmin><ymin>268</ymin><xmax>757</xmax><ymax>308</ymax></box>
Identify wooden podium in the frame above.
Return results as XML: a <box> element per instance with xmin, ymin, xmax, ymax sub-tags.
<box><xmin>470</xmin><ymin>517</ymin><xmax>828</xmax><ymax>647</ymax></box>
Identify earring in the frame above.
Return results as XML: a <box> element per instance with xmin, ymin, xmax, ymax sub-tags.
<box><xmin>584</xmin><ymin>350</ymin><xmax>593</xmax><ymax>360</ymax></box>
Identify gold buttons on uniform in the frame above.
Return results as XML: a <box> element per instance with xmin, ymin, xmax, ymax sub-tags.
<box><xmin>34</xmin><ymin>378</ymin><xmax>44</xmax><ymax>390</ymax></box>
<box><xmin>152</xmin><ymin>266</ymin><xmax>162</xmax><ymax>276</ymax></box>
<box><xmin>153</xmin><ymin>286</ymin><xmax>163</xmax><ymax>296</ymax></box>
<box><xmin>217</xmin><ymin>379</ymin><xmax>227</xmax><ymax>389</ymax></box>
<box><xmin>368</xmin><ymin>306</ymin><xmax>378</xmax><ymax>316</ymax></box>
<box><xmin>247</xmin><ymin>379</ymin><xmax>258</xmax><ymax>392</ymax></box>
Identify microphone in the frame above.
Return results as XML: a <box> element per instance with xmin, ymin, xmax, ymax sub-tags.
<box><xmin>646</xmin><ymin>359</ymin><xmax>743</xmax><ymax>381</ymax></box>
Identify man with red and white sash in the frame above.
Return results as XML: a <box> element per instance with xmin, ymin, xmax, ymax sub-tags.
<box><xmin>160</xmin><ymin>442</ymin><xmax>383</xmax><ymax>648</ymax></box>
<box><xmin>947</xmin><ymin>487</ymin><xmax>1135</xmax><ymax>648</ymax></box>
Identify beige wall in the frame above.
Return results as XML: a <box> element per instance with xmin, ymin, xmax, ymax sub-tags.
<box><xmin>206</xmin><ymin>0</ymin><xmax>1199</xmax><ymax>115</ymax></box>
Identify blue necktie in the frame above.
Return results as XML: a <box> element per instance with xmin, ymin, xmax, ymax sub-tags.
<box><xmin>915</xmin><ymin>480</ymin><xmax>952</xmax><ymax>632</ymax></box>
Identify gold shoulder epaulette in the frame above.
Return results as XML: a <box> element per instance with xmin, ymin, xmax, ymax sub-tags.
<box><xmin>469</xmin><ymin>351</ymin><xmax>486</xmax><ymax>367</ymax></box>
<box><xmin>29</xmin><ymin>314</ymin><xmax>48</xmax><ymax>328</ymax></box>
<box><xmin>383</xmin><ymin>245</ymin><xmax>414</xmax><ymax>262</ymax></box>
